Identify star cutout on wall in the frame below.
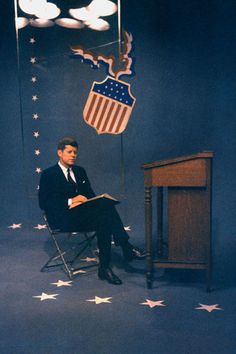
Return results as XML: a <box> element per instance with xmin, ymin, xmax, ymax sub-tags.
<box><xmin>33</xmin><ymin>292</ymin><xmax>59</xmax><ymax>301</ymax></box>
<box><xmin>30</xmin><ymin>57</ymin><xmax>37</xmax><ymax>64</ymax></box>
<box><xmin>36</xmin><ymin>185</ymin><xmax>40</xmax><ymax>190</ymax></box>
<box><xmin>33</xmin><ymin>131</ymin><xmax>40</xmax><ymax>138</ymax></box>
<box><xmin>81</xmin><ymin>257</ymin><xmax>97</xmax><ymax>262</ymax></box>
<box><xmin>8</xmin><ymin>223</ymin><xmax>22</xmax><ymax>229</ymax></box>
<box><xmin>32</xmin><ymin>113</ymin><xmax>39</xmax><ymax>119</ymax></box>
<box><xmin>86</xmin><ymin>296</ymin><xmax>112</xmax><ymax>304</ymax></box>
<box><xmin>32</xmin><ymin>95</ymin><xmax>38</xmax><ymax>101</ymax></box>
<box><xmin>30</xmin><ymin>37</ymin><xmax>36</xmax><ymax>44</ymax></box>
<box><xmin>35</xmin><ymin>149</ymin><xmax>41</xmax><ymax>156</ymax></box>
<box><xmin>124</xmin><ymin>225</ymin><xmax>131</xmax><ymax>231</ymax></box>
<box><xmin>34</xmin><ymin>224</ymin><xmax>47</xmax><ymax>230</ymax></box>
<box><xmin>140</xmin><ymin>299</ymin><xmax>166</xmax><ymax>308</ymax></box>
<box><xmin>31</xmin><ymin>76</ymin><xmax>37</xmax><ymax>83</ymax></box>
<box><xmin>35</xmin><ymin>167</ymin><xmax>42</xmax><ymax>173</ymax></box>
<box><xmin>51</xmin><ymin>280</ymin><xmax>73</xmax><ymax>287</ymax></box>
<box><xmin>195</xmin><ymin>304</ymin><xmax>222</xmax><ymax>313</ymax></box>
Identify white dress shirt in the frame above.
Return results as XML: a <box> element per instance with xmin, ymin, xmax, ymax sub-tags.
<box><xmin>58</xmin><ymin>161</ymin><xmax>77</xmax><ymax>183</ymax></box>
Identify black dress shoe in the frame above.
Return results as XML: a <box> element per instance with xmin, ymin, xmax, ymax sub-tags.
<box><xmin>123</xmin><ymin>244</ymin><xmax>146</xmax><ymax>261</ymax></box>
<box><xmin>98</xmin><ymin>267</ymin><xmax>122</xmax><ymax>285</ymax></box>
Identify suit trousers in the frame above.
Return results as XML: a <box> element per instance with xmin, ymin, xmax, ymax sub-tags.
<box><xmin>69</xmin><ymin>204</ymin><xmax>129</xmax><ymax>268</ymax></box>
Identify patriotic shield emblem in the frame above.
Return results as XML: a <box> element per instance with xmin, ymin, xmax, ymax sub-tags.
<box><xmin>83</xmin><ymin>76</ymin><xmax>136</xmax><ymax>134</ymax></box>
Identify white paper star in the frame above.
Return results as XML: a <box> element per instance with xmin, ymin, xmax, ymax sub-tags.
<box><xmin>8</xmin><ymin>223</ymin><xmax>22</xmax><ymax>229</ymax></box>
<box><xmin>33</xmin><ymin>292</ymin><xmax>59</xmax><ymax>301</ymax></box>
<box><xmin>35</xmin><ymin>167</ymin><xmax>42</xmax><ymax>174</ymax></box>
<box><xmin>140</xmin><ymin>299</ymin><xmax>166</xmax><ymax>308</ymax></box>
<box><xmin>72</xmin><ymin>269</ymin><xmax>87</xmax><ymax>275</ymax></box>
<box><xmin>30</xmin><ymin>37</ymin><xmax>36</xmax><ymax>44</ymax></box>
<box><xmin>35</xmin><ymin>149</ymin><xmax>41</xmax><ymax>156</ymax></box>
<box><xmin>81</xmin><ymin>257</ymin><xmax>97</xmax><ymax>262</ymax></box>
<box><xmin>195</xmin><ymin>304</ymin><xmax>222</xmax><ymax>313</ymax></box>
<box><xmin>32</xmin><ymin>113</ymin><xmax>39</xmax><ymax>119</ymax></box>
<box><xmin>32</xmin><ymin>95</ymin><xmax>38</xmax><ymax>101</ymax></box>
<box><xmin>31</xmin><ymin>76</ymin><xmax>37</xmax><ymax>83</ymax></box>
<box><xmin>51</xmin><ymin>280</ymin><xmax>73</xmax><ymax>287</ymax></box>
<box><xmin>34</xmin><ymin>224</ymin><xmax>47</xmax><ymax>230</ymax></box>
<box><xmin>30</xmin><ymin>57</ymin><xmax>37</xmax><ymax>64</ymax></box>
<box><xmin>33</xmin><ymin>131</ymin><xmax>40</xmax><ymax>138</ymax></box>
<box><xmin>86</xmin><ymin>296</ymin><xmax>112</xmax><ymax>304</ymax></box>
<box><xmin>124</xmin><ymin>225</ymin><xmax>131</xmax><ymax>231</ymax></box>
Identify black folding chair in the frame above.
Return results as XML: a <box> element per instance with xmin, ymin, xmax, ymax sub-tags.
<box><xmin>41</xmin><ymin>214</ymin><xmax>99</xmax><ymax>279</ymax></box>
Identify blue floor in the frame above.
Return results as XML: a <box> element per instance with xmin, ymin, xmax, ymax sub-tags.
<box><xmin>0</xmin><ymin>226</ymin><xmax>235</xmax><ymax>354</ymax></box>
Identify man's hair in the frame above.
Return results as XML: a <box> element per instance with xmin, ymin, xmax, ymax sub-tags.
<box><xmin>57</xmin><ymin>137</ymin><xmax>78</xmax><ymax>151</ymax></box>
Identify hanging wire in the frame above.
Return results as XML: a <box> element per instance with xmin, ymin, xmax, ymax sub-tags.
<box><xmin>87</xmin><ymin>39</ymin><xmax>121</xmax><ymax>51</ymax></box>
<box><xmin>14</xmin><ymin>0</ymin><xmax>25</xmax><ymax>159</ymax></box>
<box><xmin>14</xmin><ymin>0</ymin><xmax>31</xmax><ymax>213</ymax></box>
<box><xmin>118</xmin><ymin>0</ymin><xmax>122</xmax><ymax>55</ymax></box>
<box><xmin>117</xmin><ymin>0</ymin><xmax>126</xmax><ymax>200</ymax></box>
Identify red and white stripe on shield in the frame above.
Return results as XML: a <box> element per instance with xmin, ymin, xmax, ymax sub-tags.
<box><xmin>83</xmin><ymin>77</ymin><xmax>136</xmax><ymax>135</ymax></box>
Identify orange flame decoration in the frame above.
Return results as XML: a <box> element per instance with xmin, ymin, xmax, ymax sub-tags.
<box><xmin>71</xmin><ymin>31</ymin><xmax>134</xmax><ymax>79</ymax></box>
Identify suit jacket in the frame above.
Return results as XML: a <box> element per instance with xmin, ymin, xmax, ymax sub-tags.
<box><xmin>38</xmin><ymin>164</ymin><xmax>95</xmax><ymax>230</ymax></box>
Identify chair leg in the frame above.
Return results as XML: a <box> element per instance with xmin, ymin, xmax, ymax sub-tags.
<box><xmin>41</xmin><ymin>231</ymin><xmax>98</xmax><ymax>279</ymax></box>
<box><xmin>41</xmin><ymin>233</ymin><xmax>73</xmax><ymax>279</ymax></box>
<box><xmin>52</xmin><ymin>233</ymin><xmax>74</xmax><ymax>278</ymax></box>
<box><xmin>71</xmin><ymin>233</ymin><xmax>98</xmax><ymax>265</ymax></box>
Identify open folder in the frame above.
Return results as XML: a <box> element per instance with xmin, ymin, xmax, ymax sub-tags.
<box><xmin>79</xmin><ymin>193</ymin><xmax>120</xmax><ymax>208</ymax></box>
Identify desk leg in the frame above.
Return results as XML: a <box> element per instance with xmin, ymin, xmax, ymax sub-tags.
<box><xmin>157</xmin><ymin>187</ymin><xmax>163</xmax><ymax>257</ymax></box>
<box><xmin>145</xmin><ymin>187</ymin><xmax>152</xmax><ymax>289</ymax></box>
<box><xmin>207</xmin><ymin>172</ymin><xmax>213</xmax><ymax>292</ymax></box>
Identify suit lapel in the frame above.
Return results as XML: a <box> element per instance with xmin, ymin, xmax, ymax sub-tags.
<box><xmin>72</xmin><ymin>166</ymin><xmax>81</xmax><ymax>184</ymax></box>
<box><xmin>55</xmin><ymin>163</ymin><xmax>68</xmax><ymax>183</ymax></box>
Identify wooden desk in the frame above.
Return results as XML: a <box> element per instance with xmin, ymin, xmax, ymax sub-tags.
<box><xmin>142</xmin><ymin>152</ymin><xmax>214</xmax><ymax>291</ymax></box>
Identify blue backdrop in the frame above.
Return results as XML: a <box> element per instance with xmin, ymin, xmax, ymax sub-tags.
<box><xmin>1</xmin><ymin>0</ymin><xmax>235</xmax><ymax>285</ymax></box>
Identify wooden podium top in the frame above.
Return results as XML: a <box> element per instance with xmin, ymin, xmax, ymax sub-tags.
<box><xmin>142</xmin><ymin>151</ymin><xmax>214</xmax><ymax>187</ymax></box>
<box><xmin>142</xmin><ymin>151</ymin><xmax>214</xmax><ymax>170</ymax></box>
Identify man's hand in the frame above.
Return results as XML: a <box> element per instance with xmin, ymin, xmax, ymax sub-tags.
<box><xmin>69</xmin><ymin>195</ymin><xmax>88</xmax><ymax>209</ymax></box>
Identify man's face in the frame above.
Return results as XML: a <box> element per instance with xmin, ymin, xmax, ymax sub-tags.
<box><xmin>57</xmin><ymin>145</ymin><xmax>78</xmax><ymax>168</ymax></box>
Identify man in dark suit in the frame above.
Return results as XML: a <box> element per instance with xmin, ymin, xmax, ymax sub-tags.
<box><xmin>38</xmin><ymin>137</ymin><xmax>144</xmax><ymax>285</ymax></box>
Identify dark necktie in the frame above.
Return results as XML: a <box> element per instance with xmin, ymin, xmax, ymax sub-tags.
<box><xmin>67</xmin><ymin>168</ymin><xmax>77</xmax><ymax>189</ymax></box>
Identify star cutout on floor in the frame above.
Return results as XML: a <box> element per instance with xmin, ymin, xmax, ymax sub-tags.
<box><xmin>33</xmin><ymin>131</ymin><xmax>40</xmax><ymax>138</ymax></box>
<box><xmin>81</xmin><ymin>257</ymin><xmax>97</xmax><ymax>262</ymax></box>
<box><xmin>32</xmin><ymin>113</ymin><xmax>39</xmax><ymax>119</ymax></box>
<box><xmin>33</xmin><ymin>292</ymin><xmax>59</xmax><ymax>301</ymax></box>
<box><xmin>8</xmin><ymin>223</ymin><xmax>22</xmax><ymax>229</ymax></box>
<box><xmin>30</xmin><ymin>57</ymin><xmax>37</xmax><ymax>64</ymax></box>
<box><xmin>51</xmin><ymin>280</ymin><xmax>73</xmax><ymax>287</ymax></box>
<box><xmin>30</xmin><ymin>37</ymin><xmax>36</xmax><ymax>44</ymax></box>
<box><xmin>195</xmin><ymin>303</ymin><xmax>222</xmax><ymax>313</ymax></box>
<box><xmin>140</xmin><ymin>299</ymin><xmax>166</xmax><ymax>308</ymax></box>
<box><xmin>34</xmin><ymin>224</ymin><xmax>47</xmax><ymax>230</ymax></box>
<box><xmin>86</xmin><ymin>296</ymin><xmax>112</xmax><ymax>304</ymax></box>
<box><xmin>32</xmin><ymin>95</ymin><xmax>38</xmax><ymax>101</ymax></box>
<box><xmin>35</xmin><ymin>149</ymin><xmax>41</xmax><ymax>156</ymax></box>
